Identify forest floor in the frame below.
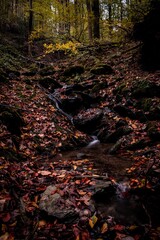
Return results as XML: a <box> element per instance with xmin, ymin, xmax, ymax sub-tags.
<box><xmin>1</xmin><ymin>39</ymin><xmax>160</xmax><ymax>239</ymax></box>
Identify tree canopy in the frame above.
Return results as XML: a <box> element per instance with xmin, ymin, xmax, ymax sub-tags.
<box><xmin>0</xmin><ymin>0</ymin><xmax>152</xmax><ymax>43</ymax></box>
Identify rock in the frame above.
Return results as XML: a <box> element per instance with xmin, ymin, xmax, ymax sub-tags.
<box><xmin>73</xmin><ymin>108</ymin><xmax>103</xmax><ymax>134</ymax></box>
<box><xmin>63</xmin><ymin>84</ymin><xmax>85</xmax><ymax>95</ymax></box>
<box><xmin>60</xmin><ymin>96</ymin><xmax>83</xmax><ymax>114</ymax></box>
<box><xmin>147</xmin><ymin>122</ymin><xmax>160</xmax><ymax>141</ymax></box>
<box><xmin>108</xmin><ymin>138</ymin><xmax>124</xmax><ymax>154</ymax></box>
<box><xmin>93</xmin><ymin>184</ymin><xmax>149</xmax><ymax>225</ymax></box>
<box><xmin>115</xmin><ymin>119</ymin><xmax>127</xmax><ymax>128</ymax></box>
<box><xmin>92</xmin><ymin>182</ymin><xmax>115</xmax><ymax>203</ymax></box>
<box><xmin>23</xmin><ymin>70</ymin><xmax>37</xmax><ymax>76</ymax></box>
<box><xmin>38</xmin><ymin>77</ymin><xmax>62</xmax><ymax>90</ymax></box>
<box><xmin>0</xmin><ymin>107</ymin><xmax>25</xmax><ymax>136</ymax></box>
<box><xmin>39</xmin><ymin>66</ymin><xmax>55</xmax><ymax>76</ymax></box>
<box><xmin>91</xmin><ymin>81</ymin><xmax>108</xmax><ymax>93</ymax></box>
<box><xmin>90</xmin><ymin>64</ymin><xmax>113</xmax><ymax>75</ymax></box>
<box><xmin>113</xmin><ymin>104</ymin><xmax>135</xmax><ymax>119</ymax></box>
<box><xmin>76</xmin><ymin>152</ymin><xmax>86</xmax><ymax>159</ymax></box>
<box><xmin>100</xmin><ymin>126</ymin><xmax>132</xmax><ymax>143</ymax></box>
<box><xmin>39</xmin><ymin>186</ymin><xmax>78</xmax><ymax>220</ymax></box>
<box><xmin>132</xmin><ymin>80</ymin><xmax>160</xmax><ymax>98</ymax></box>
<box><xmin>126</xmin><ymin>139</ymin><xmax>150</xmax><ymax>151</ymax></box>
<box><xmin>63</xmin><ymin>65</ymin><xmax>84</xmax><ymax>76</ymax></box>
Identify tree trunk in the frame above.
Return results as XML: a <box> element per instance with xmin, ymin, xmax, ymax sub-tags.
<box><xmin>29</xmin><ymin>0</ymin><xmax>33</xmax><ymax>34</ymax></box>
<box><xmin>92</xmin><ymin>0</ymin><xmax>100</xmax><ymax>39</ymax></box>
<box><xmin>108</xmin><ymin>2</ymin><xmax>112</xmax><ymax>39</ymax></box>
<box><xmin>86</xmin><ymin>0</ymin><xmax>93</xmax><ymax>41</ymax></box>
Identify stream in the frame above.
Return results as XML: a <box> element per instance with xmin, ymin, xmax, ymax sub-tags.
<box><xmin>47</xmin><ymin>87</ymin><xmax>160</xmax><ymax>229</ymax></box>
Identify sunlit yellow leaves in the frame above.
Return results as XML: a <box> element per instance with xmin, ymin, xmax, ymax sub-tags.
<box><xmin>89</xmin><ymin>215</ymin><xmax>98</xmax><ymax>228</ymax></box>
<box><xmin>43</xmin><ymin>41</ymin><xmax>80</xmax><ymax>55</ymax></box>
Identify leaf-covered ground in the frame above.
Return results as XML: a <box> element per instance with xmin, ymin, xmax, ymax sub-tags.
<box><xmin>1</xmin><ymin>41</ymin><xmax>160</xmax><ymax>239</ymax></box>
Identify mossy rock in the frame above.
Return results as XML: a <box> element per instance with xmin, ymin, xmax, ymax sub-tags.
<box><xmin>38</xmin><ymin>77</ymin><xmax>62</xmax><ymax>90</ymax></box>
<box><xmin>91</xmin><ymin>81</ymin><xmax>108</xmax><ymax>93</ymax></box>
<box><xmin>39</xmin><ymin>66</ymin><xmax>55</xmax><ymax>76</ymax></box>
<box><xmin>147</xmin><ymin>122</ymin><xmax>160</xmax><ymax>141</ymax></box>
<box><xmin>113</xmin><ymin>82</ymin><xmax>129</xmax><ymax>95</ymax></box>
<box><xmin>90</xmin><ymin>64</ymin><xmax>113</xmax><ymax>75</ymax></box>
<box><xmin>139</xmin><ymin>98</ymin><xmax>153</xmax><ymax>111</ymax></box>
<box><xmin>63</xmin><ymin>65</ymin><xmax>84</xmax><ymax>77</ymax></box>
<box><xmin>0</xmin><ymin>106</ymin><xmax>25</xmax><ymax>136</ymax></box>
<box><xmin>132</xmin><ymin>80</ymin><xmax>160</xmax><ymax>98</ymax></box>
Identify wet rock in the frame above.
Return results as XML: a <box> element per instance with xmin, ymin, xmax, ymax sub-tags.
<box><xmin>93</xmin><ymin>184</ymin><xmax>149</xmax><ymax>225</ymax></box>
<box><xmin>90</xmin><ymin>64</ymin><xmax>113</xmax><ymax>75</ymax></box>
<box><xmin>73</xmin><ymin>108</ymin><xmax>103</xmax><ymax>134</ymax></box>
<box><xmin>76</xmin><ymin>152</ymin><xmax>86</xmax><ymax>159</ymax></box>
<box><xmin>126</xmin><ymin>139</ymin><xmax>150</xmax><ymax>151</ymax></box>
<box><xmin>108</xmin><ymin>137</ymin><xmax>124</xmax><ymax>154</ymax></box>
<box><xmin>63</xmin><ymin>65</ymin><xmax>84</xmax><ymax>76</ymax></box>
<box><xmin>76</xmin><ymin>92</ymin><xmax>97</xmax><ymax>107</ymax></box>
<box><xmin>92</xmin><ymin>180</ymin><xmax>112</xmax><ymax>197</ymax></box>
<box><xmin>97</xmin><ymin>126</ymin><xmax>109</xmax><ymax>142</ymax></box>
<box><xmin>113</xmin><ymin>104</ymin><xmax>135</xmax><ymax>119</ymax></box>
<box><xmin>39</xmin><ymin>186</ymin><xmax>77</xmax><ymax>220</ymax></box>
<box><xmin>63</xmin><ymin>84</ymin><xmax>85</xmax><ymax>95</ymax></box>
<box><xmin>101</xmin><ymin>126</ymin><xmax>132</xmax><ymax>143</ymax></box>
<box><xmin>38</xmin><ymin>77</ymin><xmax>62</xmax><ymax>90</ymax></box>
<box><xmin>60</xmin><ymin>96</ymin><xmax>83</xmax><ymax>114</ymax></box>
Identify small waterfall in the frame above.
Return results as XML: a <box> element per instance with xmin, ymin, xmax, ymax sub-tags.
<box><xmin>86</xmin><ymin>136</ymin><xmax>100</xmax><ymax>148</ymax></box>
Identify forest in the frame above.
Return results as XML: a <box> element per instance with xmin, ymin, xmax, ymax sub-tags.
<box><xmin>0</xmin><ymin>0</ymin><xmax>160</xmax><ymax>239</ymax></box>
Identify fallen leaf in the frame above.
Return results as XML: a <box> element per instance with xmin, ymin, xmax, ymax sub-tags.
<box><xmin>89</xmin><ymin>215</ymin><xmax>98</xmax><ymax>228</ymax></box>
<box><xmin>101</xmin><ymin>222</ymin><xmax>108</xmax><ymax>233</ymax></box>
<box><xmin>0</xmin><ymin>233</ymin><xmax>9</xmax><ymax>240</ymax></box>
<box><xmin>38</xmin><ymin>170</ymin><xmax>51</xmax><ymax>176</ymax></box>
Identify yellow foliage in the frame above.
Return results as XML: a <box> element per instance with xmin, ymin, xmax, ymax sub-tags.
<box><xmin>43</xmin><ymin>41</ymin><xmax>80</xmax><ymax>55</ymax></box>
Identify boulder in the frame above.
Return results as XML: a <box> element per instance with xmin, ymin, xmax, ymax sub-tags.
<box><xmin>39</xmin><ymin>186</ymin><xmax>78</xmax><ymax>220</ymax></box>
<box><xmin>113</xmin><ymin>104</ymin><xmax>135</xmax><ymax>119</ymax></box>
<box><xmin>100</xmin><ymin>126</ymin><xmax>132</xmax><ymax>143</ymax></box>
<box><xmin>73</xmin><ymin>108</ymin><xmax>103</xmax><ymax>134</ymax></box>
<box><xmin>132</xmin><ymin>80</ymin><xmax>160</xmax><ymax>98</ymax></box>
<box><xmin>63</xmin><ymin>65</ymin><xmax>84</xmax><ymax>76</ymax></box>
<box><xmin>147</xmin><ymin>122</ymin><xmax>160</xmax><ymax>141</ymax></box>
<box><xmin>60</xmin><ymin>96</ymin><xmax>83</xmax><ymax>114</ymax></box>
<box><xmin>90</xmin><ymin>64</ymin><xmax>113</xmax><ymax>75</ymax></box>
<box><xmin>39</xmin><ymin>66</ymin><xmax>55</xmax><ymax>76</ymax></box>
<box><xmin>38</xmin><ymin>77</ymin><xmax>62</xmax><ymax>90</ymax></box>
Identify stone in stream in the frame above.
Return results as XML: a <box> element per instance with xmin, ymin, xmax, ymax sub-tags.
<box><xmin>92</xmin><ymin>182</ymin><xmax>150</xmax><ymax>226</ymax></box>
<box><xmin>73</xmin><ymin>108</ymin><xmax>103</xmax><ymax>134</ymax></box>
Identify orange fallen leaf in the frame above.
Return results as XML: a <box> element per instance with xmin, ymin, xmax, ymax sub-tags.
<box><xmin>38</xmin><ymin>170</ymin><xmax>51</xmax><ymax>176</ymax></box>
<box><xmin>101</xmin><ymin>222</ymin><xmax>108</xmax><ymax>233</ymax></box>
<box><xmin>89</xmin><ymin>215</ymin><xmax>98</xmax><ymax>228</ymax></box>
